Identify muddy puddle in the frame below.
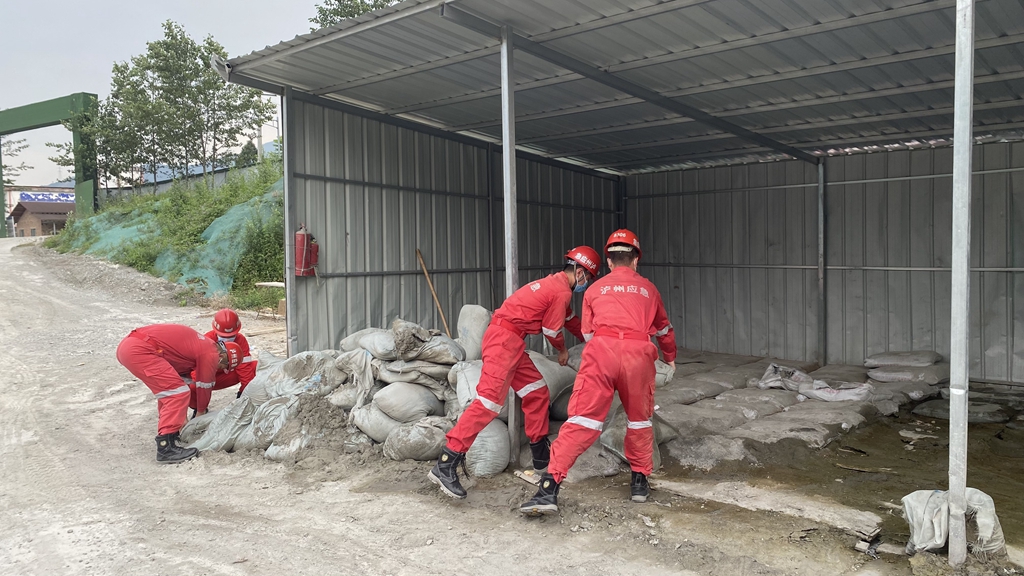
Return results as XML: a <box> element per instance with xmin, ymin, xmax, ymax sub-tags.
<box><xmin>662</xmin><ymin>409</ymin><xmax>1024</xmax><ymax>548</ymax></box>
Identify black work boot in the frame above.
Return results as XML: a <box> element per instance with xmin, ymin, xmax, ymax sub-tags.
<box><xmin>529</xmin><ymin>437</ymin><xmax>550</xmax><ymax>471</ymax></box>
<box><xmin>520</xmin><ymin>473</ymin><xmax>560</xmax><ymax>516</ymax></box>
<box><xmin>630</xmin><ymin>471</ymin><xmax>650</xmax><ymax>503</ymax></box>
<box><xmin>155</xmin><ymin>433</ymin><xmax>199</xmax><ymax>464</ymax></box>
<box><xmin>428</xmin><ymin>446</ymin><xmax>467</xmax><ymax>499</ymax></box>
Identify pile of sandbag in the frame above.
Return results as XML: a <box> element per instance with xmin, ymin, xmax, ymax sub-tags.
<box><xmin>334</xmin><ymin>316</ymin><xmax>469</xmax><ymax>461</ymax></box>
<box><xmin>865</xmin><ymin>351</ymin><xmax>950</xmax><ymax>385</ymax></box>
<box><xmin>182</xmin><ymin>350</ymin><xmax>347</xmax><ymax>460</ymax></box>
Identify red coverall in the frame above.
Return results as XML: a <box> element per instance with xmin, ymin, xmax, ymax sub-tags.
<box><xmin>548</xmin><ymin>266</ymin><xmax>676</xmax><ymax>482</ymax></box>
<box><xmin>446</xmin><ymin>273</ymin><xmax>584</xmax><ymax>453</ymax></box>
<box><xmin>188</xmin><ymin>331</ymin><xmax>257</xmax><ymax>413</ymax></box>
<box><xmin>115</xmin><ymin>324</ymin><xmax>221</xmax><ymax>435</ymax></box>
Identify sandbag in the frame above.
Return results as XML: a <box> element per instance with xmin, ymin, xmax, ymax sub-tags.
<box><xmin>599</xmin><ymin>405</ymin><xmax>678</xmax><ymax>473</ymax></box>
<box><xmin>383</xmin><ymin>360</ymin><xmax>453</xmax><ymax>381</ymax></box>
<box><xmin>327</xmin><ymin>380</ymin><xmax>385</xmax><ymax>410</ymax></box>
<box><xmin>465</xmin><ymin>419</ymin><xmax>510</xmax><ymax>477</ymax></box>
<box><xmin>567</xmin><ymin>343</ymin><xmax>586</xmax><ymax>372</ymax></box>
<box><xmin>408</xmin><ymin>335</ymin><xmax>466</xmax><ymax>364</ymax></box>
<box><xmin>234</xmin><ymin>395</ymin><xmax>300</xmax><ymax>451</ymax></box>
<box><xmin>655</xmin><ymin>360</ymin><xmax>676</xmax><ymax>387</ymax></box>
<box><xmin>912</xmin><ymin>399</ymin><xmax>1011</xmax><ymax>423</ymax></box>
<box><xmin>797</xmin><ymin>380</ymin><xmax>875</xmax><ymax>402</ymax></box>
<box><xmin>693</xmin><ymin>369</ymin><xmax>751</xmax><ymax>390</ymax></box>
<box><xmin>865</xmin><ymin>350</ymin><xmax>942</xmax><ymax>368</ymax></box>
<box><xmin>391</xmin><ymin>318</ymin><xmax>433</xmax><ymax>358</ymax></box>
<box><xmin>179</xmin><ymin>410</ymin><xmax>219</xmax><ymax>444</ymax></box>
<box><xmin>358</xmin><ymin>330</ymin><xmax>398</xmax><ymax>360</ymax></box>
<box><xmin>871</xmin><ymin>380</ymin><xmax>940</xmax><ymax>402</ymax></box>
<box><xmin>339</xmin><ymin>328</ymin><xmax>387</xmax><ymax>352</ymax></box>
<box><xmin>756</xmin><ymin>363</ymin><xmax>818</xmax><ymax>392</ymax></box>
<box><xmin>373</xmin><ymin>382</ymin><xmax>445</xmax><ymax>423</ymax></box>
<box><xmin>526</xmin><ymin>350</ymin><xmax>576</xmax><ymax>401</ymax></box>
<box><xmin>351</xmin><ymin>403</ymin><xmax>403</xmax><ymax>443</ymax></box>
<box><xmin>455</xmin><ymin>305</ymin><xmax>491</xmax><ymax>361</ymax></box>
<box><xmin>337</xmin><ymin>350</ymin><xmax>380</xmax><ymax>420</ymax></box>
<box><xmin>453</xmin><ymin>360</ymin><xmax>508</xmax><ymax>421</ymax></box>
<box><xmin>188</xmin><ymin>397</ymin><xmax>257</xmax><ymax>452</ymax></box>
<box><xmin>242</xmin><ymin>350</ymin><xmax>347</xmax><ymax>405</ymax></box>
<box><xmin>382</xmin><ymin>416</ymin><xmax>453</xmax><ymax>461</ymax></box>
<box><xmin>868</xmin><ymin>364</ymin><xmax>949</xmax><ymax>385</ymax></box>
<box><xmin>550</xmin><ymin>387</ymin><xmax>573</xmax><ymax>421</ymax></box>
<box><xmin>902</xmin><ymin>488</ymin><xmax>1005</xmax><ymax>556</ymax></box>
<box><xmin>255</xmin><ymin>350</ymin><xmax>285</xmax><ymax>371</ymax></box>
<box><xmin>264</xmin><ymin>433</ymin><xmax>311</xmax><ymax>462</ymax></box>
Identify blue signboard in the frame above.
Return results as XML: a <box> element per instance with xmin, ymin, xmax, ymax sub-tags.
<box><xmin>18</xmin><ymin>192</ymin><xmax>75</xmax><ymax>203</ymax></box>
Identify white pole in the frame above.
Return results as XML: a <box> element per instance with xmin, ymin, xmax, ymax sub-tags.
<box><xmin>500</xmin><ymin>25</ymin><xmax>522</xmax><ymax>465</ymax></box>
<box><xmin>948</xmin><ymin>0</ymin><xmax>975</xmax><ymax>567</ymax></box>
<box><xmin>500</xmin><ymin>26</ymin><xmax>519</xmax><ymax>297</ymax></box>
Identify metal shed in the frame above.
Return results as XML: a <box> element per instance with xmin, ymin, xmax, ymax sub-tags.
<box><xmin>220</xmin><ymin>0</ymin><xmax>1023</xmax><ymax>382</ymax></box>
<box><xmin>221</xmin><ymin>0</ymin><xmax>1021</xmax><ymax>563</ymax></box>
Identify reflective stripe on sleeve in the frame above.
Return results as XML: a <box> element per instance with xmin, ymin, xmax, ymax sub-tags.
<box><xmin>565</xmin><ymin>310</ymin><xmax>576</xmax><ymax>320</ymax></box>
<box><xmin>627</xmin><ymin>419</ymin><xmax>653</xmax><ymax>430</ymax></box>
<box><xmin>542</xmin><ymin>327</ymin><xmax>559</xmax><ymax>338</ymax></box>
<box><xmin>516</xmin><ymin>380</ymin><xmax>547</xmax><ymax>398</ymax></box>
<box><xmin>566</xmin><ymin>415</ymin><xmax>603</xmax><ymax>431</ymax></box>
<box><xmin>241</xmin><ymin>356</ymin><xmax>253</xmax><ymax>363</ymax></box>
<box><xmin>195</xmin><ymin>381</ymin><xmax>215</xmax><ymax>390</ymax></box>
<box><xmin>654</xmin><ymin>324</ymin><xmax>673</xmax><ymax>337</ymax></box>
<box><xmin>155</xmin><ymin>385</ymin><xmax>192</xmax><ymax>399</ymax></box>
<box><xmin>583</xmin><ymin>333</ymin><xmax>593</xmax><ymax>342</ymax></box>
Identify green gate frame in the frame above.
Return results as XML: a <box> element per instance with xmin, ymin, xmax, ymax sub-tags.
<box><xmin>0</xmin><ymin>93</ymin><xmax>98</xmax><ymax>237</ymax></box>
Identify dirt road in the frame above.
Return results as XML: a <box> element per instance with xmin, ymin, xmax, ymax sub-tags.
<box><xmin>0</xmin><ymin>237</ymin><xmax>912</xmax><ymax>576</ymax></box>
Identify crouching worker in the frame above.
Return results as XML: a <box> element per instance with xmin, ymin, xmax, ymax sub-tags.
<box><xmin>189</xmin><ymin>308</ymin><xmax>257</xmax><ymax>417</ymax></box>
<box><xmin>429</xmin><ymin>246</ymin><xmax>600</xmax><ymax>499</ymax></box>
<box><xmin>116</xmin><ymin>324</ymin><xmax>242</xmax><ymax>463</ymax></box>
<box><xmin>520</xmin><ymin>230</ymin><xmax>676</xmax><ymax>516</ymax></box>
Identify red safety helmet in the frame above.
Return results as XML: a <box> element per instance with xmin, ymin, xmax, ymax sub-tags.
<box><xmin>222</xmin><ymin>341</ymin><xmax>243</xmax><ymax>371</ymax></box>
<box><xmin>604</xmin><ymin>229</ymin><xmax>642</xmax><ymax>260</ymax></box>
<box><xmin>212</xmin><ymin>308</ymin><xmax>241</xmax><ymax>337</ymax></box>
<box><xmin>565</xmin><ymin>246</ymin><xmax>601</xmax><ymax>277</ymax></box>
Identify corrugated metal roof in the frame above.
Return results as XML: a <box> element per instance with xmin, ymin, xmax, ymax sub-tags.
<box><xmin>228</xmin><ymin>0</ymin><xmax>1024</xmax><ymax>174</ymax></box>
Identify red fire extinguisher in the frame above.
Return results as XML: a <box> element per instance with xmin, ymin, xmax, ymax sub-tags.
<box><xmin>295</xmin><ymin>223</ymin><xmax>319</xmax><ymax>277</ymax></box>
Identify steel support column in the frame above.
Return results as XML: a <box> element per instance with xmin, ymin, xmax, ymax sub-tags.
<box><xmin>817</xmin><ymin>159</ymin><xmax>827</xmax><ymax>367</ymax></box>
<box><xmin>948</xmin><ymin>0</ymin><xmax>976</xmax><ymax>566</ymax></box>
<box><xmin>499</xmin><ymin>25</ymin><xmax>523</xmax><ymax>465</ymax></box>
<box><xmin>282</xmin><ymin>87</ymin><xmax>300</xmax><ymax>357</ymax></box>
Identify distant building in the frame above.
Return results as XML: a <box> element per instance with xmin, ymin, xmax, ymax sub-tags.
<box><xmin>10</xmin><ymin>201</ymin><xmax>74</xmax><ymax>237</ymax></box>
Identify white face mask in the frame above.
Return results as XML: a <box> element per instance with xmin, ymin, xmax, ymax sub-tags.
<box><xmin>217</xmin><ymin>335</ymin><xmax>236</xmax><ymax>343</ymax></box>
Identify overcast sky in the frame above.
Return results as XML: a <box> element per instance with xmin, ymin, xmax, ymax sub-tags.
<box><xmin>1</xmin><ymin>0</ymin><xmax>316</xmax><ymax>185</ymax></box>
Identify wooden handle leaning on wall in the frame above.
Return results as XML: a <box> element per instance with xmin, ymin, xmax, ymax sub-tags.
<box><xmin>416</xmin><ymin>249</ymin><xmax>452</xmax><ymax>338</ymax></box>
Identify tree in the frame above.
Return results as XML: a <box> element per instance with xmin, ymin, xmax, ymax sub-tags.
<box><xmin>46</xmin><ymin>21</ymin><xmax>275</xmax><ymax>191</ymax></box>
<box><xmin>235</xmin><ymin>141</ymin><xmax>259</xmax><ymax>167</ymax></box>
<box><xmin>1</xmin><ymin>136</ymin><xmax>32</xmax><ymax>185</ymax></box>
<box><xmin>310</xmin><ymin>0</ymin><xmax>397</xmax><ymax>30</ymax></box>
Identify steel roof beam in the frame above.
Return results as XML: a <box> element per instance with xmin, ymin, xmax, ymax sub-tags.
<box><xmin>447</xmin><ymin>31</ymin><xmax>1024</xmax><ymax>133</ymax></box>
<box><xmin>518</xmin><ymin>70</ymin><xmax>1024</xmax><ymax>145</ymax></box>
<box><xmin>546</xmin><ymin>99</ymin><xmax>1023</xmax><ymax>158</ymax></box>
<box><xmin>311</xmin><ymin>0</ymin><xmax>714</xmax><ymax>95</ymax></box>
<box><xmin>592</xmin><ymin>120</ymin><xmax>1024</xmax><ymax>171</ymax></box>
<box><xmin>440</xmin><ymin>5</ymin><xmax>817</xmax><ymax>164</ymax></box>
<box><xmin>380</xmin><ymin>0</ymin><xmax>959</xmax><ymax>118</ymax></box>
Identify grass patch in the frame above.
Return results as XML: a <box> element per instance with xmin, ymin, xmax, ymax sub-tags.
<box><xmin>44</xmin><ymin>158</ymin><xmax>285</xmax><ymax>310</ymax></box>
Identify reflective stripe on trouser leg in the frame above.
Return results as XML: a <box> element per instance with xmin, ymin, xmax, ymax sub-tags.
<box><xmin>444</xmin><ymin>326</ymin><xmax>524</xmax><ymax>454</ymax></box>
<box><xmin>548</xmin><ymin>338</ymin><xmax>618</xmax><ymax>484</ymax></box>
<box><xmin>615</xmin><ymin>340</ymin><xmax>657</xmax><ymax>477</ymax></box>
<box><xmin>510</xmin><ymin>352</ymin><xmax>550</xmax><ymax>443</ymax></box>
<box><xmin>116</xmin><ymin>337</ymin><xmax>193</xmax><ymax>436</ymax></box>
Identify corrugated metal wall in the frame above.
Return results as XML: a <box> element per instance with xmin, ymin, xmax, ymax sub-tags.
<box><xmin>286</xmin><ymin>95</ymin><xmax>617</xmax><ymax>352</ymax></box>
<box><xmin>825</xmin><ymin>143</ymin><xmax>1024</xmax><ymax>383</ymax></box>
<box><xmin>627</xmin><ymin>162</ymin><xmax>820</xmax><ymax>362</ymax></box>
<box><xmin>626</xmin><ymin>142</ymin><xmax>1024</xmax><ymax>383</ymax></box>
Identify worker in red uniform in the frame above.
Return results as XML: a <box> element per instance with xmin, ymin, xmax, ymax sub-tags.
<box><xmin>116</xmin><ymin>324</ymin><xmax>243</xmax><ymax>463</ymax></box>
<box><xmin>188</xmin><ymin>309</ymin><xmax>258</xmax><ymax>416</ymax></box>
<box><xmin>429</xmin><ymin>246</ymin><xmax>601</xmax><ymax>499</ymax></box>
<box><xmin>520</xmin><ymin>229</ymin><xmax>676</xmax><ymax>515</ymax></box>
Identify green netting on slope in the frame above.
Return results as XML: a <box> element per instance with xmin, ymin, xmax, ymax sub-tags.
<box><xmin>157</xmin><ymin>184</ymin><xmax>282</xmax><ymax>295</ymax></box>
<box><xmin>72</xmin><ymin>178</ymin><xmax>283</xmax><ymax>297</ymax></box>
